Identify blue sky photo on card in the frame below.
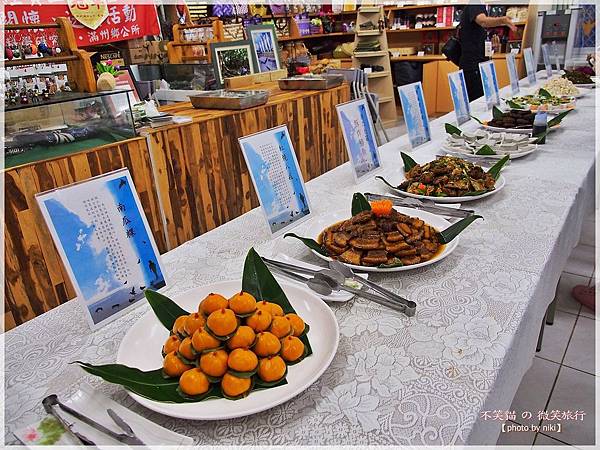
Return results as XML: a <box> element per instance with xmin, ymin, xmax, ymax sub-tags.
<box><xmin>339</xmin><ymin>102</ymin><xmax>380</xmax><ymax>178</ymax></box>
<box><xmin>400</xmin><ymin>83</ymin><xmax>430</xmax><ymax>148</ymax></box>
<box><xmin>242</xmin><ymin>129</ymin><xmax>309</xmax><ymax>233</ymax></box>
<box><xmin>43</xmin><ymin>175</ymin><xmax>164</xmax><ymax>324</ymax></box>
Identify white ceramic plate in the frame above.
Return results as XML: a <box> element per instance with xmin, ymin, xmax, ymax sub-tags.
<box><xmin>117</xmin><ymin>280</ymin><xmax>339</xmax><ymax>420</ymax></box>
<box><xmin>302</xmin><ymin>207</ymin><xmax>459</xmax><ymax>273</ymax></box>
<box><xmin>271</xmin><ymin>253</ymin><xmax>368</xmax><ymax>303</ymax></box>
<box><xmin>442</xmin><ymin>144</ymin><xmax>537</xmax><ymax>160</ymax></box>
<box><xmin>573</xmin><ymin>83</ymin><xmax>595</xmax><ymax>89</ymax></box>
<box><xmin>383</xmin><ymin>174</ymin><xmax>505</xmax><ymax>204</ymax></box>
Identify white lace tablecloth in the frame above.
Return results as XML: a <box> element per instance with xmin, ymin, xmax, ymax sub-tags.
<box><xmin>4</xmin><ymin>73</ymin><xmax>596</xmax><ymax>446</ymax></box>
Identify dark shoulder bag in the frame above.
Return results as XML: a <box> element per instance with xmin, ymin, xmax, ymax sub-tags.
<box><xmin>442</xmin><ymin>26</ymin><xmax>462</xmax><ymax>66</ymax></box>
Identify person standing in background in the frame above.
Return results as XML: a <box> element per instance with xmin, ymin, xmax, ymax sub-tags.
<box><xmin>459</xmin><ymin>5</ymin><xmax>517</xmax><ymax>101</ymax></box>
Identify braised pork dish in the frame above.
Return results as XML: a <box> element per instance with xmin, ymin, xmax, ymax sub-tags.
<box><xmin>318</xmin><ymin>208</ymin><xmax>443</xmax><ymax>267</ymax></box>
<box><xmin>398</xmin><ymin>155</ymin><xmax>497</xmax><ymax>197</ymax></box>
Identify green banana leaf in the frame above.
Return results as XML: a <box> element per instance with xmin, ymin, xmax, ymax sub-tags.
<box><xmin>547</xmin><ymin>109</ymin><xmax>572</xmax><ymax>128</ymax></box>
<box><xmin>401</xmin><ymin>152</ymin><xmax>418</xmax><ymax>171</ymax></box>
<box><xmin>376</xmin><ymin>175</ymin><xmax>399</xmax><ymax>190</ymax></box>
<box><xmin>284</xmin><ymin>233</ymin><xmax>328</xmax><ymax>256</ymax></box>
<box><xmin>506</xmin><ymin>99</ymin><xmax>523</xmax><ymax>109</ymax></box>
<box><xmin>487</xmin><ymin>154</ymin><xmax>510</xmax><ymax>180</ymax></box>
<box><xmin>533</xmin><ymin>130</ymin><xmax>548</xmax><ymax>144</ymax></box>
<box><xmin>145</xmin><ymin>290</ymin><xmax>189</xmax><ymax>331</ymax></box>
<box><xmin>492</xmin><ymin>106</ymin><xmax>504</xmax><ymax>119</ymax></box>
<box><xmin>352</xmin><ymin>192</ymin><xmax>371</xmax><ymax>215</ymax></box>
<box><xmin>538</xmin><ymin>88</ymin><xmax>552</xmax><ymax>98</ymax></box>
<box><xmin>470</xmin><ymin>115</ymin><xmax>484</xmax><ymax>125</ymax></box>
<box><xmin>437</xmin><ymin>215</ymin><xmax>483</xmax><ymax>244</ymax></box>
<box><xmin>476</xmin><ymin>145</ymin><xmax>497</xmax><ymax>155</ymax></box>
<box><xmin>75</xmin><ymin>247</ymin><xmax>308</xmax><ymax>403</ymax></box>
<box><xmin>241</xmin><ymin>248</ymin><xmax>313</xmax><ymax>357</ymax></box>
<box><xmin>444</xmin><ymin>123</ymin><xmax>462</xmax><ymax>136</ymax></box>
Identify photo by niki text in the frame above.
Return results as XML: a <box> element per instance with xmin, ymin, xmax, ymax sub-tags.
<box><xmin>482</xmin><ymin>410</ymin><xmax>587</xmax><ymax>434</ymax></box>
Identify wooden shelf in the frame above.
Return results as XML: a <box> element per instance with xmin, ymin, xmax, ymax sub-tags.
<box><xmin>359</xmin><ymin>6</ymin><xmax>382</xmax><ymax>13</ymax></box>
<box><xmin>379</xmin><ymin>95</ymin><xmax>395</xmax><ymax>103</ymax></box>
<box><xmin>368</xmin><ymin>70</ymin><xmax>391</xmax><ymax>78</ymax></box>
<box><xmin>386</xmin><ymin>4</ymin><xmax>445</xmax><ymax>11</ymax></box>
<box><xmin>391</xmin><ymin>54</ymin><xmax>444</xmax><ymax>61</ymax></box>
<box><xmin>356</xmin><ymin>29</ymin><xmax>382</xmax><ymax>36</ymax></box>
<box><xmin>279</xmin><ymin>31</ymin><xmax>354</xmax><ymax>42</ymax></box>
<box><xmin>354</xmin><ymin>50</ymin><xmax>388</xmax><ymax>57</ymax></box>
<box><xmin>272</xmin><ymin>10</ymin><xmax>358</xmax><ymax>18</ymax></box>
<box><xmin>388</xmin><ymin>26</ymin><xmax>455</xmax><ymax>33</ymax></box>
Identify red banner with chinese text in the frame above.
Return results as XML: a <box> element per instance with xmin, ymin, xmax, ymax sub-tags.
<box><xmin>2</xmin><ymin>4</ymin><xmax>161</xmax><ymax>47</ymax></box>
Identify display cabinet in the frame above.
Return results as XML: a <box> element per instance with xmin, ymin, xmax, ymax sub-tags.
<box><xmin>4</xmin><ymin>89</ymin><xmax>136</xmax><ymax>169</ymax></box>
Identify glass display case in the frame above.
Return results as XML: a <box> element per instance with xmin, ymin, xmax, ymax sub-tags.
<box><xmin>4</xmin><ymin>89</ymin><xmax>136</xmax><ymax>169</ymax></box>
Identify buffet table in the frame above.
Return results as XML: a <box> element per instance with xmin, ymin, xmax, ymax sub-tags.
<box><xmin>5</xmin><ymin>73</ymin><xmax>596</xmax><ymax>445</ymax></box>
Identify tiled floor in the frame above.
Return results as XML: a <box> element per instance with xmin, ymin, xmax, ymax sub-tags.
<box><xmin>496</xmin><ymin>218</ymin><xmax>596</xmax><ymax>447</ymax></box>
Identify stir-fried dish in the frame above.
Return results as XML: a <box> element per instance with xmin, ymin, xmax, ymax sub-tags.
<box><xmin>318</xmin><ymin>205</ymin><xmax>443</xmax><ymax>267</ymax></box>
<box><xmin>398</xmin><ymin>156</ymin><xmax>496</xmax><ymax>197</ymax></box>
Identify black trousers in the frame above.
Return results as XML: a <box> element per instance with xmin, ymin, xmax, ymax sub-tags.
<box><xmin>463</xmin><ymin>67</ymin><xmax>484</xmax><ymax>102</ymax></box>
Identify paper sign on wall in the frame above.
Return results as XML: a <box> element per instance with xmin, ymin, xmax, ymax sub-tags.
<box><xmin>336</xmin><ymin>98</ymin><xmax>383</xmax><ymax>182</ymax></box>
<box><xmin>524</xmin><ymin>47</ymin><xmax>537</xmax><ymax>85</ymax></box>
<box><xmin>447</xmin><ymin>70</ymin><xmax>471</xmax><ymax>125</ymax></box>
<box><xmin>541</xmin><ymin>43</ymin><xmax>553</xmax><ymax>78</ymax></box>
<box><xmin>397</xmin><ymin>82</ymin><xmax>431</xmax><ymax>149</ymax></box>
<box><xmin>36</xmin><ymin>169</ymin><xmax>167</xmax><ymax>330</ymax></box>
<box><xmin>506</xmin><ymin>53</ymin><xmax>520</xmax><ymax>95</ymax></box>
<box><xmin>239</xmin><ymin>125</ymin><xmax>311</xmax><ymax>236</ymax></box>
<box><xmin>479</xmin><ymin>60</ymin><xmax>500</xmax><ymax>109</ymax></box>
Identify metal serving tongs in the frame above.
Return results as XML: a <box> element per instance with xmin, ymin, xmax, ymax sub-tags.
<box><xmin>262</xmin><ymin>257</ymin><xmax>416</xmax><ymax>316</ymax></box>
<box><xmin>364</xmin><ymin>192</ymin><xmax>474</xmax><ymax>219</ymax></box>
<box><xmin>435</xmin><ymin>151</ymin><xmax>512</xmax><ymax>167</ymax></box>
<box><xmin>42</xmin><ymin>395</ymin><xmax>145</xmax><ymax>446</ymax></box>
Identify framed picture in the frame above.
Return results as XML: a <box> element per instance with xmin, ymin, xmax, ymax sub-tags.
<box><xmin>246</xmin><ymin>24</ymin><xmax>281</xmax><ymax>73</ymax></box>
<box><xmin>238</xmin><ymin>125</ymin><xmax>312</xmax><ymax>236</ymax></box>
<box><xmin>210</xmin><ymin>40</ymin><xmax>257</xmax><ymax>87</ymax></box>
<box><xmin>335</xmin><ymin>98</ymin><xmax>383</xmax><ymax>182</ymax></box>
<box><xmin>397</xmin><ymin>82</ymin><xmax>432</xmax><ymax>149</ymax></box>
<box><xmin>36</xmin><ymin>168</ymin><xmax>167</xmax><ymax>330</ymax></box>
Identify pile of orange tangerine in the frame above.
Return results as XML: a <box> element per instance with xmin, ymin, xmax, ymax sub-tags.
<box><xmin>162</xmin><ymin>291</ymin><xmax>308</xmax><ymax>399</ymax></box>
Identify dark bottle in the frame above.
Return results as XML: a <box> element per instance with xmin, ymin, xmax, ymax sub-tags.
<box><xmin>532</xmin><ymin>111</ymin><xmax>548</xmax><ymax>144</ymax></box>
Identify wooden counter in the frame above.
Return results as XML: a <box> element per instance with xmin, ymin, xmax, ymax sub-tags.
<box><xmin>4</xmin><ymin>83</ymin><xmax>350</xmax><ymax>329</ymax></box>
<box><xmin>148</xmin><ymin>82</ymin><xmax>350</xmax><ymax>249</ymax></box>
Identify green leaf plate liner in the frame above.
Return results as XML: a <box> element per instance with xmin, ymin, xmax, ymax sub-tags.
<box><xmin>351</xmin><ymin>192</ymin><xmax>371</xmax><ymax>215</ymax></box>
<box><xmin>487</xmin><ymin>154</ymin><xmax>510</xmax><ymax>180</ymax></box>
<box><xmin>401</xmin><ymin>152</ymin><xmax>418</xmax><ymax>171</ymax></box>
<box><xmin>437</xmin><ymin>215</ymin><xmax>483</xmax><ymax>244</ymax></box>
<box><xmin>492</xmin><ymin>106</ymin><xmax>504</xmax><ymax>119</ymax></box>
<box><xmin>284</xmin><ymin>232</ymin><xmax>328</xmax><ymax>256</ymax></box>
<box><xmin>76</xmin><ymin>247</ymin><xmax>312</xmax><ymax>403</ymax></box>
<box><xmin>444</xmin><ymin>123</ymin><xmax>462</xmax><ymax>136</ymax></box>
<box><xmin>547</xmin><ymin>109</ymin><xmax>572</xmax><ymax>128</ymax></box>
<box><xmin>254</xmin><ymin>366</ymin><xmax>289</xmax><ymax>388</ymax></box>
<box><xmin>538</xmin><ymin>88</ymin><xmax>552</xmax><ymax>98</ymax></box>
<box><xmin>476</xmin><ymin>144</ymin><xmax>497</xmax><ymax>155</ymax></box>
